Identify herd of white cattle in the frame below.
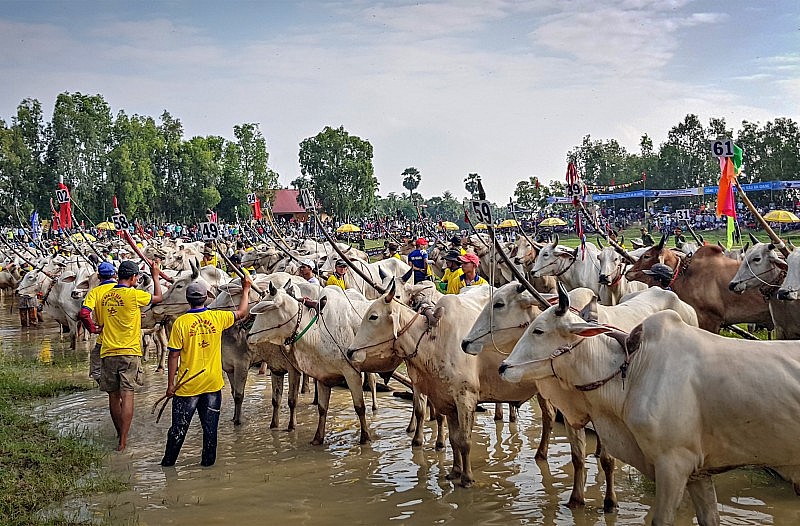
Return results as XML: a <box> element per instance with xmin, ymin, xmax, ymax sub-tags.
<box><xmin>2</xmin><ymin>231</ymin><xmax>800</xmax><ymax>525</ymax></box>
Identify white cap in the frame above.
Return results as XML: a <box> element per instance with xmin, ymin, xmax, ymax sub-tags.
<box><xmin>300</xmin><ymin>258</ymin><xmax>315</xmax><ymax>270</ymax></box>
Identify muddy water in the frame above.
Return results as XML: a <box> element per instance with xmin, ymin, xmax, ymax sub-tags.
<box><xmin>2</xmin><ymin>296</ymin><xmax>799</xmax><ymax>525</ymax></box>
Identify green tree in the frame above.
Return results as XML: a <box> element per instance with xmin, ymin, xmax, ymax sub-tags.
<box><xmin>513</xmin><ymin>176</ymin><xmax>550</xmax><ymax>213</ymax></box>
<box><xmin>106</xmin><ymin>111</ymin><xmax>160</xmax><ymax>220</ymax></box>
<box><xmin>45</xmin><ymin>92</ymin><xmax>113</xmax><ymax>215</ymax></box>
<box><xmin>297</xmin><ymin>126</ymin><xmax>378</xmax><ymax>221</ymax></box>
<box><xmin>401</xmin><ymin>167</ymin><xmax>421</xmax><ymax>200</ymax></box>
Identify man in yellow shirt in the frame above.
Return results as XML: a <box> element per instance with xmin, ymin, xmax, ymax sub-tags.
<box><xmin>452</xmin><ymin>253</ymin><xmax>488</xmax><ymax>293</ymax></box>
<box><xmin>326</xmin><ymin>259</ymin><xmax>348</xmax><ymax>289</ymax></box>
<box><xmin>439</xmin><ymin>250</ymin><xmax>464</xmax><ymax>294</ymax></box>
<box><xmin>161</xmin><ymin>276</ymin><xmax>251</xmax><ymax>467</ymax></box>
<box><xmin>79</xmin><ymin>261</ymin><xmax>118</xmax><ymax>382</ymax></box>
<box><xmin>201</xmin><ymin>245</ymin><xmax>218</xmax><ymax>267</ymax></box>
<box><xmin>95</xmin><ymin>259</ymin><xmax>164</xmax><ymax>451</ymax></box>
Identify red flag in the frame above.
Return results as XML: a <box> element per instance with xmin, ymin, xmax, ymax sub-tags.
<box><xmin>252</xmin><ymin>196</ymin><xmax>262</xmax><ymax>220</ymax></box>
<box><xmin>716</xmin><ymin>157</ymin><xmax>736</xmax><ymax>218</ymax></box>
<box><xmin>642</xmin><ymin>171</ymin><xmax>647</xmax><ymax>182</ymax></box>
<box><xmin>534</xmin><ymin>177</ymin><xmax>540</xmax><ymax>189</ymax></box>
<box><xmin>610</xmin><ymin>176</ymin><xmax>615</xmax><ymax>187</ymax></box>
<box><xmin>57</xmin><ymin>183</ymin><xmax>73</xmax><ymax>229</ymax></box>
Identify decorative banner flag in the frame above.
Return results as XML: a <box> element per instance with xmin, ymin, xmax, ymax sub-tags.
<box><xmin>716</xmin><ymin>143</ymin><xmax>743</xmax><ymax>219</ymax></box>
<box><xmin>566</xmin><ymin>162</ymin><xmax>586</xmax><ymax>259</ymax></box>
<box><xmin>57</xmin><ymin>182</ymin><xmax>73</xmax><ymax>229</ymax></box>
<box><xmin>716</xmin><ymin>143</ymin><xmax>743</xmax><ymax>249</ymax></box>
<box><xmin>30</xmin><ymin>211</ymin><xmax>39</xmax><ymax>240</ymax></box>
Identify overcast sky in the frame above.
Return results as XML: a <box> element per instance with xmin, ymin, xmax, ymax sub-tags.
<box><xmin>2</xmin><ymin>0</ymin><xmax>798</xmax><ymax>203</ymax></box>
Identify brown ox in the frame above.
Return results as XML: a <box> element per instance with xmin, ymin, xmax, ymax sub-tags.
<box><xmin>626</xmin><ymin>235</ymin><xmax>772</xmax><ymax>333</ymax></box>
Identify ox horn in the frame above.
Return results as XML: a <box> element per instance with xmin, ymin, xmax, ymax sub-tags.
<box><xmin>789</xmin><ymin>240</ymin><xmax>796</xmax><ymax>251</ymax></box>
<box><xmin>596</xmin><ymin>237</ymin><xmax>604</xmax><ymax>249</ymax></box>
<box><xmin>384</xmin><ymin>280</ymin><xmax>396</xmax><ymax>303</ymax></box>
<box><xmin>400</xmin><ymin>268</ymin><xmax>413</xmax><ymax>284</ymax></box>
<box><xmin>742</xmin><ymin>242</ymin><xmax>750</xmax><ymax>254</ymax></box>
<box><xmin>268</xmin><ymin>281</ymin><xmax>278</xmax><ymax>296</ymax></box>
<box><xmin>555</xmin><ymin>282</ymin><xmax>570</xmax><ymax>317</ymax></box>
<box><xmin>552</xmin><ymin>233</ymin><xmax>559</xmax><ymax>247</ymax></box>
<box><xmin>657</xmin><ymin>233</ymin><xmax>668</xmax><ymax>250</ymax></box>
<box><xmin>378</xmin><ymin>267</ymin><xmax>388</xmax><ymax>280</ymax></box>
<box><xmin>748</xmin><ymin>231</ymin><xmax>760</xmax><ymax>245</ymax></box>
<box><xmin>190</xmin><ymin>258</ymin><xmax>200</xmax><ymax>280</ymax></box>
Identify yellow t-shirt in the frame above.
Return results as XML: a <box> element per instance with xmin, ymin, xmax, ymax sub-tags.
<box><xmin>452</xmin><ymin>273</ymin><xmax>488</xmax><ymax>294</ymax></box>
<box><xmin>82</xmin><ymin>280</ymin><xmax>117</xmax><ymax>345</ymax></box>
<box><xmin>326</xmin><ymin>274</ymin><xmax>346</xmax><ymax>290</ymax></box>
<box><xmin>202</xmin><ymin>255</ymin><xmax>218</xmax><ymax>267</ymax></box>
<box><xmin>96</xmin><ymin>286</ymin><xmax>152</xmax><ymax>357</ymax></box>
<box><xmin>442</xmin><ymin>268</ymin><xmax>464</xmax><ymax>295</ymax></box>
<box><xmin>167</xmin><ymin>309</ymin><xmax>235</xmax><ymax>397</ymax></box>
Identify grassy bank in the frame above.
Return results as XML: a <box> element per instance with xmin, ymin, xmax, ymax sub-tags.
<box><xmin>0</xmin><ymin>360</ymin><xmax>126</xmax><ymax>526</ymax></box>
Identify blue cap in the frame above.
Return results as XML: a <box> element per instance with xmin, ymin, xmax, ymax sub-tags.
<box><xmin>97</xmin><ymin>261</ymin><xmax>116</xmax><ymax>277</ymax></box>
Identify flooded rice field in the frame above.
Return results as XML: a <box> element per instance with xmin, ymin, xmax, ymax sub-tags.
<box><xmin>2</xmin><ymin>295</ymin><xmax>799</xmax><ymax>525</ymax></box>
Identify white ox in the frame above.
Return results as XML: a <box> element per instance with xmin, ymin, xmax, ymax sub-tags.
<box><xmin>151</xmin><ymin>260</ymin><xmax>231</xmax><ymax>318</ymax></box>
<box><xmin>729</xmin><ymin>242</ymin><xmax>800</xmax><ymax>339</ymax></box>
<box><xmin>248</xmin><ymin>283</ymin><xmax>375</xmax><ymax>445</ymax></box>
<box><xmin>501</xmin><ymin>287</ymin><xmax>791</xmax><ymax>525</ymax></box>
<box><xmin>595</xmin><ymin>241</ymin><xmax>649</xmax><ymax>306</ymax></box>
<box><xmin>207</xmin><ymin>273</ymin><xmax>321</xmax><ymax>428</ymax></box>
<box><xmin>348</xmin><ymin>285</ymin><xmax>507</xmax><ymax>488</ymax></box>
<box><xmin>530</xmin><ymin>236</ymin><xmax>602</xmax><ymax>296</ymax></box>
<box><xmin>777</xmin><ymin>247</ymin><xmax>800</xmax><ymax>301</ymax></box>
<box><xmin>513</xmin><ymin>305</ymin><xmax>800</xmax><ymax>525</ymax></box>
<box><xmin>461</xmin><ymin>283</ymin><xmax>617</xmax><ymax>511</ymax></box>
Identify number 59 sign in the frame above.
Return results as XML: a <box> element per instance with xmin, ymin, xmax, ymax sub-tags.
<box><xmin>469</xmin><ymin>200</ymin><xmax>493</xmax><ymax>225</ymax></box>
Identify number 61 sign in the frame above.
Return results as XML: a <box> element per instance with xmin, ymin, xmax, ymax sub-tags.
<box><xmin>711</xmin><ymin>138</ymin><xmax>735</xmax><ymax>158</ymax></box>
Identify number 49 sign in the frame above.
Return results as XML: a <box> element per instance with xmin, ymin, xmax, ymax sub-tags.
<box><xmin>199</xmin><ymin>222</ymin><xmax>220</xmax><ymax>241</ymax></box>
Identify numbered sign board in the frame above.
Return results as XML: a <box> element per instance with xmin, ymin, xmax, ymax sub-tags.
<box><xmin>112</xmin><ymin>213</ymin><xmax>130</xmax><ymax>231</ymax></box>
<box><xmin>56</xmin><ymin>189</ymin><xmax>70</xmax><ymax>204</ymax></box>
<box><xmin>246</xmin><ymin>193</ymin><xmax>257</xmax><ymax>205</ymax></box>
<box><xmin>199</xmin><ymin>222</ymin><xmax>220</xmax><ymax>241</ymax></box>
<box><xmin>711</xmin><ymin>138</ymin><xmax>735</xmax><ymax>158</ymax></box>
<box><xmin>299</xmin><ymin>189</ymin><xmax>315</xmax><ymax>211</ymax></box>
<box><xmin>469</xmin><ymin>200</ymin><xmax>493</xmax><ymax>225</ymax></box>
<box><xmin>675</xmin><ymin>209</ymin><xmax>691</xmax><ymax>221</ymax></box>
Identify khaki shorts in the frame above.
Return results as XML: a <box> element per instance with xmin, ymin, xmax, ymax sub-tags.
<box><xmin>99</xmin><ymin>355</ymin><xmax>143</xmax><ymax>392</ymax></box>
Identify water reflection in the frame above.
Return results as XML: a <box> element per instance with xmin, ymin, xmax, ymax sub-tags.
<box><xmin>1</xmin><ymin>296</ymin><xmax>796</xmax><ymax>525</ymax></box>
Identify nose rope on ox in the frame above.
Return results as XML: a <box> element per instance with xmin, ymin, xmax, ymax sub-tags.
<box><xmin>502</xmin><ymin>324</ymin><xmax>636</xmax><ymax>392</ymax></box>
<box><xmin>347</xmin><ymin>310</ymin><xmax>422</xmax><ymax>358</ymax></box>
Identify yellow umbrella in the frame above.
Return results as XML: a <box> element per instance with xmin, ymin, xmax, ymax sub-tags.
<box><xmin>763</xmin><ymin>210</ymin><xmax>800</xmax><ymax>223</ymax></box>
<box><xmin>336</xmin><ymin>223</ymin><xmax>361</xmax><ymax>233</ymax></box>
<box><xmin>539</xmin><ymin>217</ymin><xmax>568</xmax><ymax>227</ymax></box>
<box><xmin>70</xmin><ymin>232</ymin><xmax>96</xmax><ymax>242</ymax></box>
<box><xmin>440</xmin><ymin>221</ymin><xmax>459</xmax><ymax>231</ymax></box>
<box><xmin>474</xmin><ymin>223</ymin><xmax>488</xmax><ymax>230</ymax></box>
<box><xmin>96</xmin><ymin>221</ymin><xmax>116</xmax><ymax>230</ymax></box>
<box><xmin>498</xmin><ymin>219</ymin><xmax>519</xmax><ymax>228</ymax></box>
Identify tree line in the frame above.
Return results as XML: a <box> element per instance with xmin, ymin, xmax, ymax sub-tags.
<box><xmin>2</xmin><ymin>93</ymin><xmax>797</xmax><ymax>227</ymax></box>
<box><xmin>514</xmin><ymin>114</ymin><xmax>800</xmax><ymax>212</ymax></box>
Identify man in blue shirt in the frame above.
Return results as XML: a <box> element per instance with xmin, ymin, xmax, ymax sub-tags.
<box><xmin>407</xmin><ymin>237</ymin><xmax>430</xmax><ymax>283</ymax></box>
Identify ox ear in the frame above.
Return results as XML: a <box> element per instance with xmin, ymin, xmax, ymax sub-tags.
<box><xmin>578</xmin><ymin>296</ymin><xmax>599</xmax><ymax>323</ymax></box>
<box><xmin>433</xmin><ymin>306</ymin><xmax>444</xmax><ymax>323</ymax></box>
<box><xmin>250</xmin><ymin>299</ymin><xmax>274</xmax><ymax>315</ymax></box>
<box><xmin>384</xmin><ymin>280</ymin><xmax>397</xmax><ymax>303</ymax></box>
<box><xmin>748</xmin><ymin>231</ymin><xmax>759</xmax><ymax>245</ymax></box>
<box><xmin>400</xmin><ymin>268</ymin><xmax>412</xmax><ymax>284</ymax></box>
<box><xmin>555</xmin><ymin>282</ymin><xmax>570</xmax><ymax>317</ymax></box>
<box><xmin>59</xmin><ymin>271</ymin><xmax>77</xmax><ymax>283</ymax></box>
<box><xmin>510</xmin><ymin>245</ymin><xmax>519</xmax><ymax>258</ymax></box>
<box><xmin>569</xmin><ymin>322</ymin><xmax>615</xmax><ymax>337</ymax></box>
<box><xmin>626</xmin><ymin>323</ymin><xmax>644</xmax><ymax>354</ymax></box>
<box><xmin>283</xmin><ymin>280</ymin><xmax>295</xmax><ymax>297</ymax></box>
<box><xmin>220</xmin><ymin>281</ymin><xmax>243</xmax><ymax>295</ymax></box>
<box><xmin>516</xmin><ymin>283</ymin><xmax>526</xmax><ymax>294</ymax></box>
<box><xmin>389</xmin><ymin>309</ymin><xmax>401</xmax><ymax>338</ymax></box>
<box><xmin>769</xmin><ymin>251</ymin><xmax>789</xmax><ymax>270</ymax></box>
